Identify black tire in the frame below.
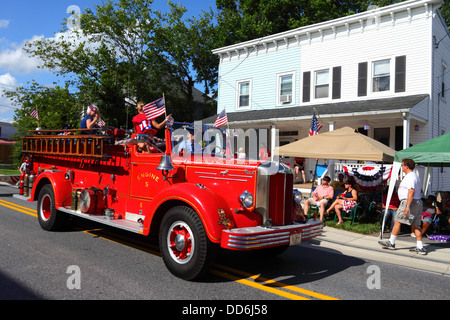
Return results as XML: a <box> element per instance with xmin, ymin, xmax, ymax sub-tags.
<box><xmin>37</xmin><ymin>184</ymin><xmax>66</xmax><ymax>231</ymax></box>
<box><xmin>159</xmin><ymin>206</ymin><xmax>218</xmax><ymax>280</ymax></box>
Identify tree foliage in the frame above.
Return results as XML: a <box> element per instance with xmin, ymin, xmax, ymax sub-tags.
<box><xmin>22</xmin><ymin>0</ymin><xmax>218</xmax><ymax>127</ymax></box>
<box><xmin>4</xmin><ymin>81</ymin><xmax>82</xmax><ymax>166</ymax></box>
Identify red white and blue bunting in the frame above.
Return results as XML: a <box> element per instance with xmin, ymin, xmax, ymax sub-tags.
<box><xmin>343</xmin><ymin>165</ymin><xmax>393</xmax><ymax>189</ymax></box>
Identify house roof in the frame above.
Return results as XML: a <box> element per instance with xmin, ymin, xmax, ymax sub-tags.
<box><xmin>212</xmin><ymin>0</ymin><xmax>443</xmax><ymax>57</ymax></box>
<box><xmin>202</xmin><ymin>94</ymin><xmax>429</xmax><ymax>126</ymax></box>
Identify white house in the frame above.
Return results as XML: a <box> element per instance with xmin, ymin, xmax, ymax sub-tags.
<box><xmin>0</xmin><ymin>121</ymin><xmax>17</xmax><ymax>140</ymax></box>
<box><xmin>206</xmin><ymin>0</ymin><xmax>449</xmax><ymax>193</ymax></box>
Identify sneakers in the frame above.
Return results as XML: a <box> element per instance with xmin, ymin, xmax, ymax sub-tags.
<box><xmin>378</xmin><ymin>240</ymin><xmax>395</xmax><ymax>250</ymax></box>
<box><xmin>409</xmin><ymin>247</ymin><xmax>427</xmax><ymax>255</ymax></box>
<box><xmin>379</xmin><ymin>241</ymin><xmax>427</xmax><ymax>255</ymax></box>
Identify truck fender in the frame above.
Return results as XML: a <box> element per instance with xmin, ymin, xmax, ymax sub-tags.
<box><xmin>145</xmin><ymin>183</ymin><xmax>232</xmax><ymax>243</ymax></box>
<box><xmin>30</xmin><ymin>171</ymin><xmax>72</xmax><ymax>208</ymax></box>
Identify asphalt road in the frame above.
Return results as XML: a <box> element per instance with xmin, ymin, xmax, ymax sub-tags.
<box><xmin>0</xmin><ymin>183</ymin><xmax>448</xmax><ymax>308</ymax></box>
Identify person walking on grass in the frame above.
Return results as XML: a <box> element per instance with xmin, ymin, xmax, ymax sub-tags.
<box><xmin>378</xmin><ymin>158</ymin><xmax>426</xmax><ymax>255</ymax></box>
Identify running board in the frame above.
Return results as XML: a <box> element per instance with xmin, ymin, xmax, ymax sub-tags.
<box><xmin>58</xmin><ymin>207</ymin><xmax>143</xmax><ymax>234</ymax></box>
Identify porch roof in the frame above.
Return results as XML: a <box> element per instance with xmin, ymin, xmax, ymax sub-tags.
<box><xmin>203</xmin><ymin>94</ymin><xmax>429</xmax><ymax>126</ymax></box>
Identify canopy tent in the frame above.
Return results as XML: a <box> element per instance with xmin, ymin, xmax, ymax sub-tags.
<box><xmin>382</xmin><ymin>133</ymin><xmax>450</xmax><ymax>238</ymax></box>
<box><xmin>394</xmin><ymin>132</ymin><xmax>450</xmax><ymax>166</ymax></box>
<box><xmin>276</xmin><ymin>126</ymin><xmax>396</xmax><ymax>162</ymax></box>
<box><xmin>276</xmin><ymin>126</ymin><xmax>396</xmax><ymax>196</ymax></box>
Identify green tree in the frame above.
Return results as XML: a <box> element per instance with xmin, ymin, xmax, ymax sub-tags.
<box><xmin>156</xmin><ymin>4</ymin><xmax>218</xmax><ymax>120</ymax></box>
<box><xmin>23</xmin><ymin>0</ymin><xmax>217</xmax><ymax>126</ymax></box>
<box><xmin>4</xmin><ymin>81</ymin><xmax>83</xmax><ymax>166</ymax></box>
<box><xmin>439</xmin><ymin>1</ymin><xmax>449</xmax><ymax>30</ymax></box>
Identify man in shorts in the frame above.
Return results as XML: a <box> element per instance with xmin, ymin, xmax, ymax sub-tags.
<box><xmin>378</xmin><ymin>158</ymin><xmax>426</xmax><ymax>254</ymax></box>
<box><xmin>303</xmin><ymin>176</ymin><xmax>334</xmax><ymax>220</ymax></box>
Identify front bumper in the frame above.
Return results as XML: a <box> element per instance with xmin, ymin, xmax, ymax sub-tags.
<box><xmin>220</xmin><ymin>219</ymin><xmax>323</xmax><ymax>250</ymax></box>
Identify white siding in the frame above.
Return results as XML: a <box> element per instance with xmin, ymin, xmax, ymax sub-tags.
<box><xmin>430</xmin><ymin>10</ymin><xmax>450</xmax><ymax>192</ymax></box>
<box><xmin>300</xmin><ymin>5</ymin><xmax>433</xmax><ymax>105</ymax></box>
<box><xmin>217</xmin><ymin>45</ymin><xmax>301</xmax><ymax>113</ymax></box>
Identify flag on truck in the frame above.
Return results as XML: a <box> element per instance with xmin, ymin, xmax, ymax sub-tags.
<box><xmin>144</xmin><ymin>97</ymin><xmax>166</xmax><ymax>120</ymax></box>
<box><xmin>98</xmin><ymin>118</ymin><xmax>106</xmax><ymax>127</ymax></box>
<box><xmin>30</xmin><ymin>108</ymin><xmax>39</xmax><ymax>121</ymax></box>
<box><xmin>214</xmin><ymin>109</ymin><xmax>228</xmax><ymax>128</ymax></box>
<box><xmin>309</xmin><ymin>111</ymin><xmax>323</xmax><ymax>136</ymax></box>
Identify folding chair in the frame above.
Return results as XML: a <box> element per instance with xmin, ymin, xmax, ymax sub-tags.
<box><xmin>334</xmin><ymin>203</ymin><xmax>360</xmax><ymax>226</ymax></box>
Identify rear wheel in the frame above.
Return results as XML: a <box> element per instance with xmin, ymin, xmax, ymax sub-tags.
<box><xmin>159</xmin><ymin>206</ymin><xmax>218</xmax><ymax>280</ymax></box>
<box><xmin>37</xmin><ymin>184</ymin><xmax>66</xmax><ymax>231</ymax></box>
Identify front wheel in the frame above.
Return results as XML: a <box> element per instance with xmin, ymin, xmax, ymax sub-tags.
<box><xmin>159</xmin><ymin>206</ymin><xmax>218</xmax><ymax>280</ymax></box>
<box><xmin>37</xmin><ymin>184</ymin><xmax>66</xmax><ymax>231</ymax></box>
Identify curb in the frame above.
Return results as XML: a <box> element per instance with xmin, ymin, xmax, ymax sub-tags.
<box><xmin>305</xmin><ymin>227</ymin><xmax>450</xmax><ymax>276</ymax></box>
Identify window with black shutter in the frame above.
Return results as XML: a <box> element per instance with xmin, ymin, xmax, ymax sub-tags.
<box><xmin>303</xmin><ymin>71</ymin><xmax>311</xmax><ymax>102</ymax></box>
<box><xmin>332</xmin><ymin>66</ymin><xmax>341</xmax><ymax>99</ymax></box>
<box><xmin>395</xmin><ymin>55</ymin><xmax>406</xmax><ymax>93</ymax></box>
<box><xmin>358</xmin><ymin>62</ymin><xmax>368</xmax><ymax>97</ymax></box>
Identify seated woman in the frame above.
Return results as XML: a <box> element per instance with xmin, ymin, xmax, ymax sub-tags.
<box><xmin>80</xmin><ymin>105</ymin><xmax>100</xmax><ymax>134</ymax></box>
<box><xmin>326</xmin><ymin>180</ymin><xmax>358</xmax><ymax>225</ymax></box>
<box><xmin>420</xmin><ymin>195</ymin><xmax>441</xmax><ymax>236</ymax></box>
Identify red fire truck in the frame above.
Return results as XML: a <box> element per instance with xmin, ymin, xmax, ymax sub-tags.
<box><xmin>19</xmin><ymin>125</ymin><xmax>323</xmax><ymax>280</ymax></box>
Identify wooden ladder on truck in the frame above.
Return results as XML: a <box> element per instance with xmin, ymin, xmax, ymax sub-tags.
<box><xmin>22</xmin><ymin>130</ymin><xmax>111</xmax><ymax>159</ymax></box>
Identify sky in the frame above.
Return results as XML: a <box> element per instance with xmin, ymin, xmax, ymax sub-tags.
<box><xmin>0</xmin><ymin>0</ymin><xmax>216</xmax><ymax>123</ymax></box>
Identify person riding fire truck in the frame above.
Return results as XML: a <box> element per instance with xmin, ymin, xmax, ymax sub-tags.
<box><xmin>17</xmin><ymin>120</ymin><xmax>323</xmax><ymax>280</ymax></box>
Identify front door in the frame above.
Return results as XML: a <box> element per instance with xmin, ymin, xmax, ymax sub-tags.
<box><xmin>127</xmin><ymin>146</ymin><xmax>165</xmax><ymax>219</ymax></box>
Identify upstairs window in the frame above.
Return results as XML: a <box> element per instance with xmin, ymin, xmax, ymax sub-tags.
<box><xmin>278</xmin><ymin>72</ymin><xmax>294</xmax><ymax>105</ymax></box>
<box><xmin>372</xmin><ymin>59</ymin><xmax>390</xmax><ymax>92</ymax></box>
<box><xmin>237</xmin><ymin>80</ymin><xmax>251</xmax><ymax>109</ymax></box>
<box><xmin>315</xmin><ymin>69</ymin><xmax>329</xmax><ymax>99</ymax></box>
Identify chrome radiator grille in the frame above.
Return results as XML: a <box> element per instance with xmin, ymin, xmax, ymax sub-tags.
<box><xmin>255</xmin><ymin>162</ymin><xmax>293</xmax><ymax>226</ymax></box>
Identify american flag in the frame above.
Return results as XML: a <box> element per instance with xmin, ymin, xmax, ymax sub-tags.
<box><xmin>309</xmin><ymin>112</ymin><xmax>323</xmax><ymax>136</ymax></box>
<box><xmin>30</xmin><ymin>108</ymin><xmax>39</xmax><ymax>121</ymax></box>
<box><xmin>143</xmin><ymin>97</ymin><xmax>166</xmax><ymax>120</ymax></box>
<box><xmin>98</xmin><ymin>118</ymin><xmax>106</xmax><ymax>127</ymax></box>
<box><xmin>214</xmin><ymin>109</ymin><xmax>228</xmax><ymax>128</ymax></box>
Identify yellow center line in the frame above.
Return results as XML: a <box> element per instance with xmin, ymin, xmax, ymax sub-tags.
<box><xmin>214</xmin><ymin>264</ymin><xmax>339</xmax><ymax>300</ymax></box>
<box><xmin>1</xmin><ymin>198</ymin><xmax>338</xmax><ymax>300</ymax></box>
<box><xmin>210</xmin><ymin>269</ymin><xmax>310</xmax><ymax>300</ymax></box>
<box><xmin>0</xmin><ymin>199</ymin><xmax>37</xmax><ymax>217</ymax></box>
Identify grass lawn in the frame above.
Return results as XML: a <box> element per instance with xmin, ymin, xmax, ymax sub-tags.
<box><xmin>324</xmin><ymin>219</ymin><xmax>381</xmax><ymax>235</ymax></box>
<box><xmin>0</xmin><ymin>166</ymin><xmax>20</xmax><ymax>175</ymax></box>
<box><xmin>322</xmin><ymin>211</ymin><xmax>382</xmax><ymax>235</ymax></box>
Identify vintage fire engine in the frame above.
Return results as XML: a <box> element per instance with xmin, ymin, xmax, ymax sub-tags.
<box><xmin>20</xmin><ymin>125</ymin><xmax>323</xmax><ymax>280</ymax></box>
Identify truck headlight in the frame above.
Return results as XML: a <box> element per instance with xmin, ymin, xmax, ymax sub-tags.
<box><xmin>239</xmin><ymin>190</ymin><xmax>254</xmax><ymax>209</ymax></box>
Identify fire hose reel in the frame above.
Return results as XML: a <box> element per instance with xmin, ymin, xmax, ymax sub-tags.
<box><xmin>79</xmin><ymin>188</ymin><xmax>105</xmax><ymax>214</ymax></box>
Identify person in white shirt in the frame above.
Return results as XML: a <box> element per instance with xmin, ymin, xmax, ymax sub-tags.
<box><xmin>379</xmin><ymin>158</ymin><xmax>426</xmax><ymax>254</ymax></box>
<box><xmin>175</xmin><ymin>131</ymin><xmax>202</xmax><ymax>156</ymax></box>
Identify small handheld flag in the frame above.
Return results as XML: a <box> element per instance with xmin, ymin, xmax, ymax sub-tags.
<box><xmin>143</xmin><ymin>97</ymin><xmax>166</xmax><ymax>120</ymax></box>
<box><xmin>98</xmin><ymin>118</ymin><xmax>106</xmax><ymax>127</ymax></box>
